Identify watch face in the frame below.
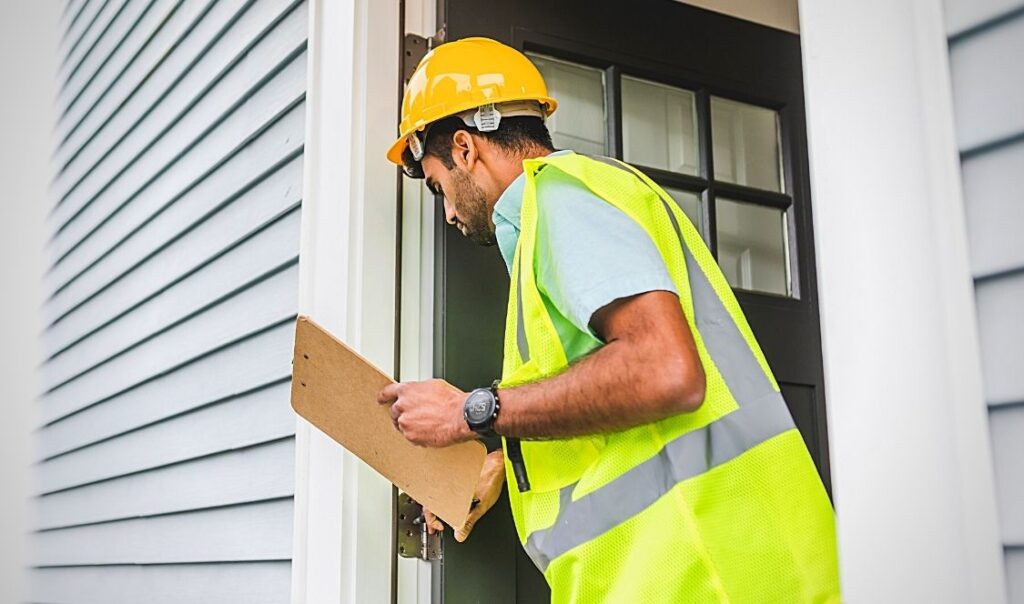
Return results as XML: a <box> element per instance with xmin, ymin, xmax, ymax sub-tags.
<box><xmin>465</xmin><ymin>390</ymin><xmax>494</xmax><ymax>424</ymax></box>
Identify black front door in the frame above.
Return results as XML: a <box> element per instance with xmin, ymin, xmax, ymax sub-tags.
<box><xmin>431</xmin><ymin>2</ymin><xmax>828</xmax><ymax>601</ymax></box>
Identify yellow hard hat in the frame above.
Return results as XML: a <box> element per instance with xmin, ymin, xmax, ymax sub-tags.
<box><xmin>386</xmin><ymin>37</ymin><xmax>558</xmax><ymax>167</ymax></box>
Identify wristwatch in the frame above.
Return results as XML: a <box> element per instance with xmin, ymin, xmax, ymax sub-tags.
<box><xmin>463</xmin><ymin>380</ymin><xmax>501</xmax><ymax>436</ymax></box>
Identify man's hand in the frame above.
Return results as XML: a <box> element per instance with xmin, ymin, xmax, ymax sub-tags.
<box><xmin>423</xmin><ymin>450</ymin><xmax>506</xmax><ymax>542</ymax></box>
<box><xmin>377</xmin><ymin>379</ymin><xmax>476</xmax><ymax>447</ymax></box>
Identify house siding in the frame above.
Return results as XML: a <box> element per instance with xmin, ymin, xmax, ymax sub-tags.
<box><xmin>33</xmin><ymin>0</ymin><xmax>306</xmax><ymax>601</ymax></box>
<box><xmin>944</xmin><ymin>2</ymin><xmax>1024</xmax><ymax>602</ymax></box>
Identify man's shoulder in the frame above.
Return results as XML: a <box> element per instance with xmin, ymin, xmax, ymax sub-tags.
<box><xmin>533</xmin><ymin>157</ymin><xmax>606</xmax><ymax>210</ymax></box>
<box><xmin>532</xmin><ymin>156</ymin><xmax>650</xmax><ymax>247</ymax></box>
<box><xmin>534</xmin><ymin>152</ymin><xmax>645</xmax><ymax>198</ymax></box>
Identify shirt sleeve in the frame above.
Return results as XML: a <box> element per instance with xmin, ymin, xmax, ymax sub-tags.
<box><xmin>534</xmin><ymin>168</ymin><xmax>677</xmax><ymax>339</ymax></box>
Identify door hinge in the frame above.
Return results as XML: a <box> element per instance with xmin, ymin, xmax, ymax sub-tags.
<box><xmin>402</xmin><ymin>26</ymin><xmax>446</xmax><ymax>82</ymax></box>
<box><xmin>397</xmin><ymin>492</ymin><xmax>442</xmax><ymax>561</ymax></box>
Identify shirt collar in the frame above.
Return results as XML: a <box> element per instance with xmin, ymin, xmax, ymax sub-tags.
<box><xmin>492</xmin><ymin>171</ymin><xmax>526</xmax><ymax>231</ymax></box>
<box><xmin>492</xmin><ymin>149</ymin><xmax>573</xmax><ymax>231</ymax></box>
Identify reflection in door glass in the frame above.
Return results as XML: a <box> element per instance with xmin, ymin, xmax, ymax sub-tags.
<box><xmin>716</xmin><ymin>198</ymin><xmax>791</xmax><ymax>296</ymax></box>
<box><xmin>662</xmin><ymin>186</ymin><xmax>702</xmax><ymax>234</ymax></box>
<box><xmin>528</xmin><ymin>54</ymin><xmax>606</xmax><ymax>155</ymax></box>
<box><xmin>621</xmin><ymin>76</ymin><xmax>699</xmax><ymax>176</ymax></box>
<box><xmin>711</xmin><ymin>97</ymin><xmax>784</xmax><ymax>192</ymax></box>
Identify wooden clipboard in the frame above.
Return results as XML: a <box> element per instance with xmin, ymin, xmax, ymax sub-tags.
<box><xmin>290</xmin><ymin>316</ymin><xmax>487</xmax><ymax>529</ymax></box>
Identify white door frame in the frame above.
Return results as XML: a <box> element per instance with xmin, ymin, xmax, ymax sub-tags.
<box><xmin>290</xmin><ymin>0</ymin><xmax>402</xmax><ymax>602</ymax></box>
<box><xmin>394</xmin><ymin>0</ymin><xmax>442</xmax><ymax>602</ymax></box>
<box><xmin>799</xmin><ymin>1</ymin><xmax>1006</xmax><ymax>602</ymax></box>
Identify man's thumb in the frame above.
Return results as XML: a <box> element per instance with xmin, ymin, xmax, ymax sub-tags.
<box><xmin>454</xmin><ymin>516</ymin><xmax>477</xmax><ymax>542</ymax></box>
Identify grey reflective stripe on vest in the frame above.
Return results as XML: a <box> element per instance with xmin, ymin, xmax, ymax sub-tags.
<box><xmin>516</xmin><ymin>251</ymin><xmax>530</xmax><ymax>363</ymax></box>
<box><xmin>521</xmin><ymin>155</ymin><xmax>796</xmax><ymax>572</ymax></box>
<box><xmin>525</xmin><ymin>391</ymin><xmax>793</xmax><ymax>571</ymax></box>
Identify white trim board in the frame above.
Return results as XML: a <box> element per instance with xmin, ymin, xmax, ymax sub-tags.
<box><xmin>291</xmin><ymin>0</ymin><xmax>400</xmax><ymax>602</ymax></box>
<box><xmin>395</xmin><ymin>0</ymin><xmax>441</xmax><ymax>598</ymax></box>
<box><xmin>799</xmin><ymin>1</ymin><xmax>1006</xmax><ymax>601</ymax></box>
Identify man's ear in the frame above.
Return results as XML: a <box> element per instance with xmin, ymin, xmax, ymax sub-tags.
<box><xmin>451</xmin><ymin>129</ymin><xmax>478</xmax><ymax>171</ymax></box>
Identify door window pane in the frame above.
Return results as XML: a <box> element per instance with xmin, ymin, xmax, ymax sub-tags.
<box><xmin>662</xmin><ymin>186</ymin><xmax>702</xmax><ymax>234</ymax></box>
<box><xmin>621</xmin><ymin>76</ymin><xmax>699</xmax><ymax>175</ymax></box>
<box><xmin>529</xmin><ymin>54</ymin><xmax>606</xmax><ymax>155</ymax></box>
<box><xmin>711</xmin><ymin>97</ymin><xmax>783</xmax><ymax>192</ymax></box>
<box><xmin>716</xmin><ymin>198</ymin><xmax>791</xmax><ymax>296</ymax></box>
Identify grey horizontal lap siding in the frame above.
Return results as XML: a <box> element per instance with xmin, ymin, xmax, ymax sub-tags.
<box><xmin>945</xmin><ymin>2</ymin><xmax>1024</xmax><ymax>602</ymax></box>
<box><xmin>32</xmin><ymin>561</ymin><xmax>292</xmax><ymax>604</ymax></box>
<box><xmin>33</xmin><ymin>1</ymin><xmax>307</xmax><ymax>601</ymax></box>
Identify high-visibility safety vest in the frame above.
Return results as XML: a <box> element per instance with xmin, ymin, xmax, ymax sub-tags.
<box><xmin>500</xmin><ymin>152</ymin><xmax>841</xmax><ymax>603</ymax></box>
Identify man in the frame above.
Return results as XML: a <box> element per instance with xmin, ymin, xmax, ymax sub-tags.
<box><xmin>379</xmin><ymin>37</ymin><xmax>840</xmax><ymax>603</ymax></box>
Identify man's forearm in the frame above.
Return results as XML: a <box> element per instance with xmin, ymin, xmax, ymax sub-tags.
<box><xmin>494</xmin><ymin>336</ymin><xmax>703</xmax><ymax>439</ymax></box>
<box><xmin>379</xmin><ymin>292</ymin><xmax>705</xmax><ymax>447</ymax></box>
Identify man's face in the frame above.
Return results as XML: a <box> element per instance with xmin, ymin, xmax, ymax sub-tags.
<box><xmin>422</xmin><ymin>155</ymin><xmax>497</xmax><ymax>247</ymax></box>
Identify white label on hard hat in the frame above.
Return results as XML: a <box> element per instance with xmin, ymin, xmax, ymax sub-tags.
<box><xmin>474</xmin><ymin>104</ymin><xmax>502</xmax><ymax>132</ymax></box>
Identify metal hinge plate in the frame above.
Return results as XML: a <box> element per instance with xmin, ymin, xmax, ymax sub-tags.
<box><xmin>402</xmin><ymin>27</ymin><xmax>446</xmax><ymax>82</ymax></box>
<box><xmin>397</xmin><ymin>492</ymin><xmax>442</xmax><ymax>561</ymax></box>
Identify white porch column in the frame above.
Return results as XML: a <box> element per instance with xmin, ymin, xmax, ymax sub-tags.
<box><xmin>799</xmin><ymin>1</ymin><xmax>1005</xmax><ymax>601</ymax></box>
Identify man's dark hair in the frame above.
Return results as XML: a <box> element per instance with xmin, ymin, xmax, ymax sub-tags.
<box><xmin>402</xmin><ymin>115</ymin><xmax>554</xmax><ymax>178</ymax></box>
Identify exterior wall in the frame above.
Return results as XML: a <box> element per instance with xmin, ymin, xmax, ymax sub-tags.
<box><xmin>799</xmin><ymin>1</ymin><xmax>1006</xmax><ymax>602</ymax></box>
<box><xmin>944</xmin><ymin>2</ymin><xmax>1024</xmax><ymax>602</ymax></box>
<box><xmin>0</xmin><ymin>3</ymin><xmax>61</xmax><ymax>603</ymax></box>
<box><xmin>31</xmin><ymin>1</ymin><xmax>307</xmax><ymax>602</ymax></box>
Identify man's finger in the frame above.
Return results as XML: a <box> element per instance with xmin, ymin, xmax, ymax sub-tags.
<box><xmin>377</xmin><ymin>382</ymin><xmax>402</xmax><ymax>404</ymax></box>
<box><xmin>390</xmin><ymin>401</ymin><xmax>402</xmax><ymax>432</ymax></box>
<box><xmin>454</xmin><ymin>509</ymin><xmax>482</xmax><ymax>543</ymax></box>
<box><xmin>423</xmin><ymin>509</ymin><xmax>444</xmax><ymax>534</ymax></box>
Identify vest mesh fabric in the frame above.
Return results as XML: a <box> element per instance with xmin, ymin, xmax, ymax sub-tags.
<box><xmin>501</xmin><ymin>152</ymin><xmax>840</xmax><ymax>603</ymax></box>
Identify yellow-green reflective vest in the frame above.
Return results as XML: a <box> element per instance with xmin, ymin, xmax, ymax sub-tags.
<box><xmin>500</xmin><ymin>152</ymin><xmax>841</xmax><ymax>603</ymax></box>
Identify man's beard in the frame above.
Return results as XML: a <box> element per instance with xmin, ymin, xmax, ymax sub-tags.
<box><xmin>449</xmin><ymin>168</ymin><xmax>496</xmax><ymax>247</ymax></box>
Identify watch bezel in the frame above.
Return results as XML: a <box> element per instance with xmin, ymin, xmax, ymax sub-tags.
<box><xmin>463</xmin><ymin>387</ymin><xmax>498</xmax><ymax>433</ymax></box>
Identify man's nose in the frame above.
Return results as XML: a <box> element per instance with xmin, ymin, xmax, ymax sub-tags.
<box><xmin>443</xmin><ymin>199</ymin><xmax>457</xmax><ymax>225</ymax></box>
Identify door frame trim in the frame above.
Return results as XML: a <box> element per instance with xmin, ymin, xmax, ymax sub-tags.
<box><xmin>291</xmin><ymin>0</ymin><xmax>401</xmax><ymax>602</ymax></box>
<box><xmin>395</xmin><ymin>6</ymin><xmax>443</xmax><ymax>604</ymax></box>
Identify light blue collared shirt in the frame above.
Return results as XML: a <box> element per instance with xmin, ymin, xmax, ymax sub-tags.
<box><xmin>492</xmin><ymin>151</ymin><xmax>677</xmax><ymax>360</ymax></box>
